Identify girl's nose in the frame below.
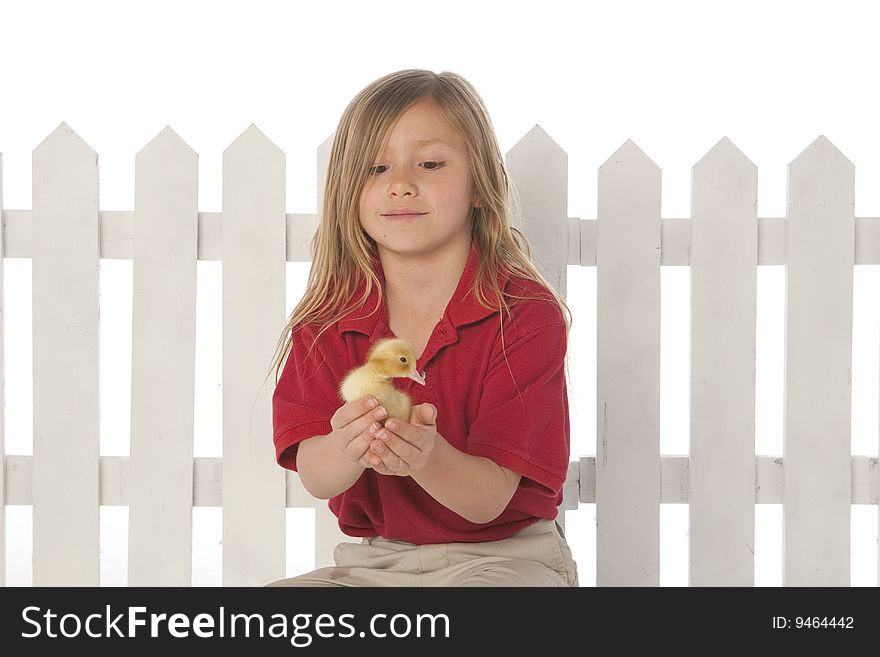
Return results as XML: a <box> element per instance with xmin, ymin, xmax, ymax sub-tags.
<box><xmin>388</xmin><ymin>172</ymin><xmax>416</xmax><ymax>196</ymax></box>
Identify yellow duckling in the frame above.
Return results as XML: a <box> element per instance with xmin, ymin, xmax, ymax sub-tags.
<box><xmin>339</xmin><ymin>337</ymin><xmax>426</xmax><ymax>425</ymax></box>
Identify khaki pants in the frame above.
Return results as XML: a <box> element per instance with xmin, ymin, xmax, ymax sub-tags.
<box><xmin>267</xmin><ymin>519</ymin><xmax>578</xmax><ymax>587</ymax></box>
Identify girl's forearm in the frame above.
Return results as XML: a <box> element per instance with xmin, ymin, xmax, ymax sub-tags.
<box><xmin>411</xmin><ymin>435</ymin><xmax>518</xmax><ymax>524</ymax></box>
<box><xmin>296</xmin><ymin>432</ymin><xmax>365</xmax><ymax>499</ymax></box>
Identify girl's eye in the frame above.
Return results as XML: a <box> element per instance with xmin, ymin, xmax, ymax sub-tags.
<box><xmin>368</xmin><ymin>161</ymin><xmax>445</xmax><ymax>175</ymax></box>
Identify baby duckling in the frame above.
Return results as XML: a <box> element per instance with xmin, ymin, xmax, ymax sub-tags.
<box><xmin>339</xmin><ymin>337</ymin><xmax>426</xmax><ymax>425</ymax></box>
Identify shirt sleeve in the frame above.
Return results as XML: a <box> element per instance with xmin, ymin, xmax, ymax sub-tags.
<box><xmin>465</xmin><ymin>320</ymin><xmax>570</xmax><ymax>497</ymax></box>
<box><xmin>272</xmin><ymin>325</ymin><xmax>342</xmax><ymax>471</ymax></box>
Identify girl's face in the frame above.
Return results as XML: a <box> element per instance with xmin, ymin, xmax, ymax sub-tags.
<box><xmin>358</xmin><ymin>98</ymin><xmax>479</xmax><ymax>256</ymax></box>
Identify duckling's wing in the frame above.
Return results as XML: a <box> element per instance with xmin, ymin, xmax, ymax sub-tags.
<box><xmin>340</xmin><ymin>366</ymin><xmax>382</xmax><ymax>402</ymax></box>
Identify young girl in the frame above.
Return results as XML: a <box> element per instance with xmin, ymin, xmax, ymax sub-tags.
<box><xmin>267</xmin><ymin>69</ymin><xmax>577</xmax><ymax>586</ymax></box>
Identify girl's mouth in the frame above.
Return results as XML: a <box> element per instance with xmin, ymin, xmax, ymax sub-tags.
<box><xmin>382</xmin><ymin>213</ymin><xmax>426</xmax><ymax>221</ymax></box>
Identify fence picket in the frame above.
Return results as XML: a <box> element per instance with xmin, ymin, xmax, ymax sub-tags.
<box><xmin>0</xmin><ymin>151</ymin><xmax>5</xmax><ymax>587</ymax></box>
<box><xmin>127</xmin><ymin>127</ymin><xmax>198</xmax><ymax>585</ymax></box>
<box><xmin>783</xmin><ymin>136</ymin><xmax>854</xmax><ymax>585</ymax></box>
<box><xmin>507</xmin><ymin>125</ymin><xmax>570</xmax><ymax>530</ymax></box>
<box><xmin>689</xmin><ymin>138</ymin><xmax>758</xmax><ymax>585</ymax></box>
<box><xmin>312</xmin><ymin>133</ymin><xmax>354</xmax><ymax>567</ymax></box>
<box><xmin>596</xmin><ymin>140</ymin><xmax>661</xmax><ymax>585</ymax></box>
<box><xmin>221</xmin><ymin>125</ymin><xmax>287</xmax><ymax>586</ymax></box>
<box><xmin>507</xmin><ymin>126</ymin><xmax>569</xmax><ymax>299</ymax></box>
<box><xmin>31</xmin><ymin>123</ymin><xmax>100</xmax><ymax>585</ymax></box>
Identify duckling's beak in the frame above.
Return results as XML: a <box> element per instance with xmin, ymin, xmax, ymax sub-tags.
<box><xmin>407</xmin><ymin>369</ymin><xmax>426</xmax><ymax>386</ymax></box>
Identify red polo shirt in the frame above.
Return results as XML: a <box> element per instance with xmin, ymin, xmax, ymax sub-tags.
<box><xmin>272</xmin><ymin>240</ymin><xmax>570</xmax><ymax>544</ymax></box>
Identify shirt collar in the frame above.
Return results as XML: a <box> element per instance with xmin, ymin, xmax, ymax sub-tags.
<box><xmin>338</xmin><ymin>239</ymin><xmax>509</xmax><ymax>337</ymax></box>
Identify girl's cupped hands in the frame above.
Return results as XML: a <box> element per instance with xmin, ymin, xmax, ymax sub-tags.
<box><xmin>363</xmin><ymin>403</ymin><xmax>437</xmax><ymax>476</ymax></box>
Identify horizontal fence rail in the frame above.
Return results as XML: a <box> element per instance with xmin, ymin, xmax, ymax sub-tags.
<box><xmin>1</xmin><ymin>124</ymin><xmax>879</xmax><ymax>587</ymax></box>
<box><xmin>5</xmin><ymin>211</ymin><xmax>880</xmax><ymax>264</ymax></box>
<box><xmin>3</xmin><ymin>455</ymin><xmax>879</xmax><ymax>506</ymax></box>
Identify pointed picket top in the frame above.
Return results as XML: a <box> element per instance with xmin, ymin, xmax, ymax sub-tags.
<box><xmin>318</xmin><ymin>132</ymin><xmax>335</xmax><ymax>160</ymax></box>
<box><xmin>599</xmin><ymin>139</ymin><xmax>659</xmax><ymax>175</ymax></box>
<box><xmin>223</xmin><ymin>123</ymin><xmax>283</xmax><ymax>159</ymax></box>
<box><xmin>33</xmin><ymin>122</ymin><xmax>96</xmax><ymax>162</ymax></box>
<box><xmin>317</xmin><ymin>132</ymin><xmax>335</xmax><ymax>213</ymax></box>
<box><xmin>693</xmin><ymin>137</ymin><xmax>756</xmax><ymax>173</ymax></box>
<box><xmin>788</xmin><ymin>136</ymin><xmax>854</xmax><ymax>216</ymax></box>
<box><xmin>136</xmin><ymin>125</ymin><xmax>197</xmax><ymax>161</ymax></box>
<box><xmin>505</xmin><ymin>124</ymin><xmax>567</xmax><ymax>297</ymax></box>
<box><xmin>506</xmin><ymin>124</ymin><xmax>567</xmax><ymax>191</ymax></box>
<box><xmin>790</xmin><ymin>135</ymin><xmax>853</xmax><ymax>171</ymax></box>
<box><xmin>508</xmin><ymin>124</ymin><xmax>566</xmax><ymax>161</ymax></box>
<box><xmin>691</xmin><ymin>137</ymin><xmax>758</xmax><ymax>224</ymax></box>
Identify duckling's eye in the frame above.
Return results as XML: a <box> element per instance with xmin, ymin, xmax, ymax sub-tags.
<box><xmin>400</xmin><ymin>356</ymin><xmax>407</xmax><ymax>363</ymax></box>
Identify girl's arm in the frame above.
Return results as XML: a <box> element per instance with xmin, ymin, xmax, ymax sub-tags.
<box><xmin>296</xmin><ymin>432</ymin><xmax>366</xmax><ymax>500</ymax></box>
<box><xmin>411</xmin><ymin>434</ymin><xmax>522</xmax><ymax>524</ymax></box>
<box><xmin>297</xmin><ymin>397</ymin><xmax>388</xmax><ymax>499</ymax></box>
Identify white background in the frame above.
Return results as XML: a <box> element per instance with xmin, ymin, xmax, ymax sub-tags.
<box><xmin>1</xmin><ymin>0</ymin><xmax>878</xmax><ymax>586</ymax></box>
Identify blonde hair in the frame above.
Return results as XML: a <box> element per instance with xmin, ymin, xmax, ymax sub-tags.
<box><xmin>267</xmin><ymin>68</ymin><xmax>572</xmax><ymax>386</ymax></box>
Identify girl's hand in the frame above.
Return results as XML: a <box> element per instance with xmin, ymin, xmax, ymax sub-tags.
<box><xmin>367</xmin><ymin>403</ymin><xmax>437</xmax><ymax>476</ymax></box>
<box><xmin>330</xmin><ymin>397</ymin><xmax>391</xmax><ymax>468</ymax></box>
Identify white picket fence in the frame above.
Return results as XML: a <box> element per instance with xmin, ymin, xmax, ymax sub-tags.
<box><xmin>1</xmin><ymin>123</ymin><xmax>878</xmax><ymax>587</ymax></box>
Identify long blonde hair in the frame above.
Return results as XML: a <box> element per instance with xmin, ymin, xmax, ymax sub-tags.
<box><xmin>267</xmin><ymin>69</ymin><xmax>572</xmax><ymax>386</ymax></box>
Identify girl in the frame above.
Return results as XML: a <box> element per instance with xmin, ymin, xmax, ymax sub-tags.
<box><xmin>268</xmin><ymin>69</ymin><xmax>577</xmax><ymax>586</ymax></box>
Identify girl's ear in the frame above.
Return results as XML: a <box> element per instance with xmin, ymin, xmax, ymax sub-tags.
<box><xmin>473</xmin><ymin>197</ymin><xmax>484</xmax><ymax>208</ymax></box>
